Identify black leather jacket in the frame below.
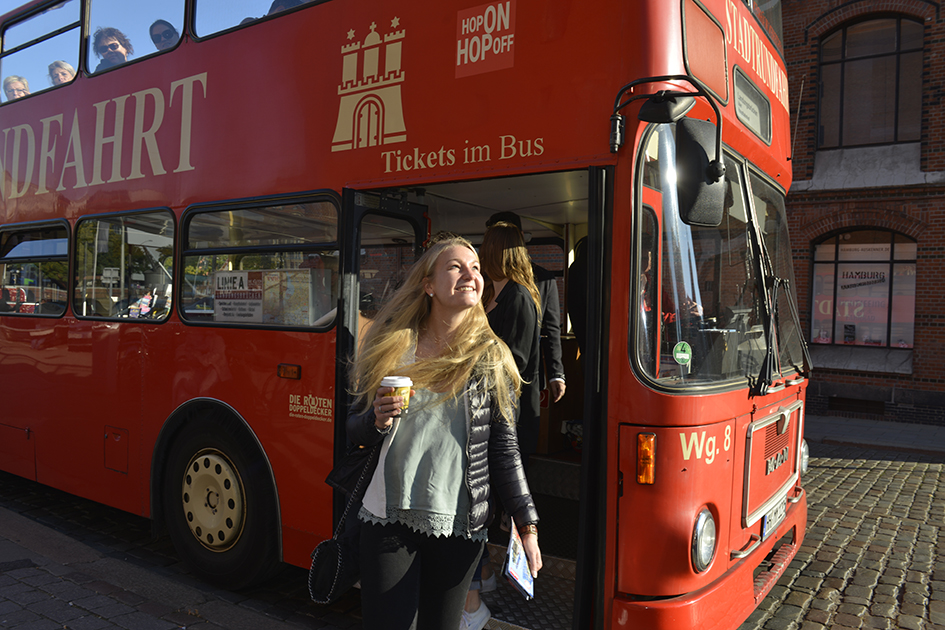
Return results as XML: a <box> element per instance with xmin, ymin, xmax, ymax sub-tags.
<box><xmin>346</xmin><ymin>377</ymin><xmax>539</xmax><ymax>534</ymax></box>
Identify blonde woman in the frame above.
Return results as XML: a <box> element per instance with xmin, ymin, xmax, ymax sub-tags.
<box><xmin>3</xmin><ymin>75</ymin><xmax>29</xmax><ymax>100</ymax></box>
<box><xmin>347</xmin><ymin>235</ymin><xmax>541</xmax><ymax>630</ymax></box>
<box><xmin>47</xmin><ymin>61</ymin><xmax>75</xmax><ymax>85</ymax></box>
<box><xmin>480</xmin><ymin>221</ymin><xmax>542</xmax><ymax>461</ymax></box>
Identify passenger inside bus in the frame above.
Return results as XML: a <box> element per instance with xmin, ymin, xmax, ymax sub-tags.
<box><xmin>149</xmin><ymin>20</ymin><xmax>180</xmax><ymax>52</ymax></box>
<box><xmin>485</xmin><ymin>212</ymin><xmax>566</xmax><ymax>404</ymax></box>
<box><xmin>47</xmin><ymin>61</ymin><xmax>75</xmax><ymax>86</ymax></box>
<box><xmin>2</xmin><ymin>76</ymin><xmax>30</xmax><ymax>101</ymax></box>
<box><xmin>92</xmin><ymin>27</ymin><xmax>133</xmax><ymax>72</ymax></box>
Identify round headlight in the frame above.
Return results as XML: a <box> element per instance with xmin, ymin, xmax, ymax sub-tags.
<box><xmin>800</xmin><ymin>439</ymin><xmax>810</xmax><ymax>476</ymax></box>
<box><xmin>691</xmin><ymin>508</ymin><xmax>717</xmax><ymax>573</ymax></box>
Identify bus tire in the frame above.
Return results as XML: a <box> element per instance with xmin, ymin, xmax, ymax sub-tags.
<box><xmin>162</xmin><ymin>414</ymin><xmax>279</xmax><ymax>590</ymax></box>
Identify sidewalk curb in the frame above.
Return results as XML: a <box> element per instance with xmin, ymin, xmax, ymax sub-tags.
<box><xmin>817</xmin><ymin>437</ymin><xmax>945</xmax><ymax>458</ymax></box>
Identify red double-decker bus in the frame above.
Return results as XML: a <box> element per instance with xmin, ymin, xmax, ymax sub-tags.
<box><xmin>1</xmin><ymin>0</ymin><xmax>810</xmax><ymax>627</ymax></box>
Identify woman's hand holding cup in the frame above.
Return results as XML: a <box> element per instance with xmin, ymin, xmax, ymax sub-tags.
<box><xmin>373</xmin><ymin>376</ymin><xmax>413</xmax><ymax>431</ymax></box>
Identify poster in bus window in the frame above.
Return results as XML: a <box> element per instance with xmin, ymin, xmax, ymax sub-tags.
<box><xmin>214</xmin><ymin>271</ymin><xmax>263</xmax><ymax>323</ymax></box>
<box><xmin>215</xmin><ymin>269</ymin><xmax>331</xmax><ymax>325</ymax></box>
<box><xmin>262</xmin><ymin>270</ymin><xmax>331</xmax><ymax>326</ymax></box>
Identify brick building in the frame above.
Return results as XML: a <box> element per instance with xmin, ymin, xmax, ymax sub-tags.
<box><xmin>783</xmin><ymin>1</ymin><xmax>945</xmax><ymax>424</ymax></box>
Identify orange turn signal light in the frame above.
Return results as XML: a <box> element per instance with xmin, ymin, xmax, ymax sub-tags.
<box><xmin>637</xmin><ymin>433</ymin><xmax>656</xmax><ymax>484</ymax></box>
<box><xmin>278</xmin><ymin>363</ymin><xmax>301</xmax><ymax>379</ymax></box>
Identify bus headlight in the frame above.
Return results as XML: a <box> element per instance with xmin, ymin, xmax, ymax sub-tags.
<box><xmin>800</xmin><ymin>439</ymin><xmax>809</xmax><ymax>476</ymax></box>
<box><xmin>691</xmin><ymin>508</ymin><xmax>717</xmax><ymax>573</ymax></box>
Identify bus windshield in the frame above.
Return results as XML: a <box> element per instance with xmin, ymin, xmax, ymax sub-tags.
<box><xmin>635</xmin><ymin>122</ymin><xmax>804</xmax><ymax>388</ymax></box>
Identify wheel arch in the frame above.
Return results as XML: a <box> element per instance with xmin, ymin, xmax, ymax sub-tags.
<box><xmin>149</xmin><ymin>397</ymin><xmax>283</xmax><ymax>561</ymax></box>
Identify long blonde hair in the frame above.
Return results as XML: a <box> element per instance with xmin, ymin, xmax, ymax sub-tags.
<box><xmin>480</xmin><ymin>222</ymin><xmax>541</xmax><ymax>317</ymax></box>
<box><xmin>349</xmin><ymin>236</ymin><xmax>521</xmax><ymax>422</ymax></box>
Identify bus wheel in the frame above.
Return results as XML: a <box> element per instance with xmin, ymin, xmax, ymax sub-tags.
<box><xmin>163</xmin><ymin>418</ymin><xmax>279</xmax><ymax>590</ymax></box>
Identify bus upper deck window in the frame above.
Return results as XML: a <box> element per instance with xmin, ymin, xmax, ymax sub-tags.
<box><xmin>194</xmin><ymin>0</ymin><xmax>310</xmax><ymax>38</ymax></box>
<box><xmin>86</xmin><ymin>0</ymin><xmax>184</xmax><ymax>74</ymax></box>
<box><xmin>1</xmin><ymin>0</ymin><xmax>80</xmax><ymax>101</ymax></box>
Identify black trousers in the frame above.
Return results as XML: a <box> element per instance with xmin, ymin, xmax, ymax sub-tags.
<box><xmin>359</xmin><ymin>520</ymin><xmax>484</xmax><ymax>630</ymax></box>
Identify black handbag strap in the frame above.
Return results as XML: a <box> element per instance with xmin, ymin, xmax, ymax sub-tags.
<box><xmin>332</xmin><ymin>443</ymin><xmax>379</xmax><ymax>539</ymax></box>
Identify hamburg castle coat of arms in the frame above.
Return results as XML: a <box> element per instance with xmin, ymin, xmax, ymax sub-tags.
<box><xmin>332</xmin><ymin>18</ymin><xmax>407</xmax><ymax>152</ymax></box>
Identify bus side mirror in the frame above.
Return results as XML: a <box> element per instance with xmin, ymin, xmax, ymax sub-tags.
<box><xmin>675</xmin><ymin>118</ymin><xmax>725</xmax><ymax>227</ymax></box>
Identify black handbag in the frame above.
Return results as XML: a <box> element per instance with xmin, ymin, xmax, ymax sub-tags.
<box><xmin>325</xmin><ymin>443</ymin><xmax>381</xmax><ymax>497</ymax></box>
<box><xmin>309</xmin><ymin>443</ymin><xmax>380</xmax><ymax>605</ymax></box>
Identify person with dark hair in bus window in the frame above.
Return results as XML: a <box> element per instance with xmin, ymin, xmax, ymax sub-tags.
<box><xmin>149</xmin><ymin>20</ymin><xmax>179</xmax><ymax>51</ymax></box>
<box><xmin>48</xmin><ymin>61</ymin><xmax>75</xmax><ymax>86</ymax></box>
<box><xmin>92</xmin><ymin>27</ymin><xmax>133</xmax><ymax>72</ymax></box>
<box><xmin>3</xmin><ymin>76</ymin><xmax>30</xmax><ymax>101</ymax></box>
<box><xmin>485</xmin><ymin>211</ymin><xmax>567</xmax><ymax>404</ymax></box>
<box><xmin>268</xmin><ymin>0</ymin><xmax>302</xmax><ymax>14</ymax></box>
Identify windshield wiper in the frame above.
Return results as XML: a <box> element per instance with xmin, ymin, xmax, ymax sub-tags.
<box><xmin>751</xmin><ymin>275</ymin><xmax>780</xmax><ymax>397</ymax></box>
<box><xmin>750</xmin><ymin>275</ymin><xmax>813</xmax><ymax>396</ymax></box>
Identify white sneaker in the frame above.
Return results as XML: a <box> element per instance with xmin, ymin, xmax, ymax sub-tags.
<box><xmin>480</xmin><ymin>571</ymin><xmax>497</xmax><ymax>593</ymax></box>
<box><xmin>460</xmin><ymin>601</ymin><xmax>491</xmax><ymax>630</ymax></box>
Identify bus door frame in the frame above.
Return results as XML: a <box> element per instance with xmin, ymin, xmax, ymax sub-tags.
<box><xmin>572</xmin><ymin>165</ymin><xmax>612</xmax><ymax>629</ymax></box>
<box><xmin>334</xmin><ymin>188</ymin><xmax>428</xmax><ymax>524</ymax></box>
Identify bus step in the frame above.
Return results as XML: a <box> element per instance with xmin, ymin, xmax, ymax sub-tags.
<box><xmin>481</xmin><ymin>543</ymin><xmax>575</xmax><ymax>630</ymax></box>
<box><xmin>486</xmin><ymin>618</ymin><xmax>529</xmax><ymax>630</ymax></box>
<box><xmin>526</xmin><ymin>453</ymin><xmax>581</xmax><ymax>501</ymax></box>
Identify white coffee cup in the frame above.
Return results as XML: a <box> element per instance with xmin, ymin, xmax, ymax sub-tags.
<box><xmin>380</xmin><ymin>376</ymin><xmax>413</xmax><ymax>413</ymax></box>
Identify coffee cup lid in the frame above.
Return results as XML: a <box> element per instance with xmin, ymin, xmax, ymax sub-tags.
<box><xmin>381</xmin><ymin>376</ymin><xmax>413</xmax><ymax>387</ymax></box>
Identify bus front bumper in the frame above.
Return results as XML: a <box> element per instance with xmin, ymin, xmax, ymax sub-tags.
<box><xmin>611</xmin><ymin>488</ymin><xmax>806</xmax><ymax>630</ymax></box>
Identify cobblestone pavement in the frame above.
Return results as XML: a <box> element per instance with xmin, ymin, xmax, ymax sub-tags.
<box><xmin>740</xmin><ymin>441</ymin><xmax>945</xmax><ymax>630</ymax></box>
<box><xmin>0</xmin><ymin>439</ymin><xmax>942</xmax><ymax>630</ymax></box>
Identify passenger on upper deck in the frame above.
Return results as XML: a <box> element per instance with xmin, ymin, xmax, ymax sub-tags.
<box><xmin>92</xmin><ymin>27</ymin><xmax>133</xmax><ymax>72</ymax></box>
<box><xmin>3</xmin><ymin>76</ymin><xmax>30</xmax><ymax>101</ymax></box>
<box><xmin>149</xmin><ymin>20</ymin><xmax>180</xmax><ymax>51</ymax></box>
<box><xmin>48</xmin><ymin>61</ymin><xmax>75</xmax><ymax>86</ymax></box>
<box><xmin>268</xmin><ymin>0</ymin><xmax>302</xmax><ymax>14</ymax></box>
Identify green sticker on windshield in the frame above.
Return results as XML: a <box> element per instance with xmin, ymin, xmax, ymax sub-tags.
<box><xmin>673</xmin><ymin>341</ymin><xmax>692</xmax><ymax>365</ymax></box>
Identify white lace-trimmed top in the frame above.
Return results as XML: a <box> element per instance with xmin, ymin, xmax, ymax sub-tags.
<box><xmin>359</xmin><ymin>387</ymin><xmax>487</xmax><ymax>541</ymax></box>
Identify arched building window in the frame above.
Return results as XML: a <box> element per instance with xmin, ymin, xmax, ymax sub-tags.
<box><xmin>819</xmin><ymin>17</ymin><xmax>923</xmax><ymax>148</ymax></box>
<box><xmin>810</xmin><ymin>230</ymin><xmax>916</xmax><ymax>348</ymax></box>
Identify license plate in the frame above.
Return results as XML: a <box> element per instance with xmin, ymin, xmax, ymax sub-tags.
<box><xmin>761</xmin><ymin>499</ymin><xmax>786</xmax><ymax>540</ymax></box>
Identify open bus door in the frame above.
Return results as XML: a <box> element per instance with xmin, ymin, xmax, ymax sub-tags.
<box><xmin>335</xmin><ymin>189</ymin><xmax>428</xmax><ymax>522</ymax></box>
<box><xmin>334</xmin><ymin>169</ymin><xmax>610</xmax><ymax>629</ymax></box>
